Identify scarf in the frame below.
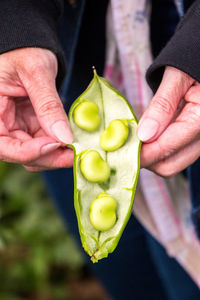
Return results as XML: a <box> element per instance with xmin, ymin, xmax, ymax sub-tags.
<box><xmin>104</xmin><ymin>0</ymin><xmax>200</xmax><ymax>286</ymax></box>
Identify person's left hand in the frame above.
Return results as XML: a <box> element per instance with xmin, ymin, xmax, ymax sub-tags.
<box><xmin>138</xmin><ymin>66</ymin><xmax>200</xmax><ymax>177</ymax></box>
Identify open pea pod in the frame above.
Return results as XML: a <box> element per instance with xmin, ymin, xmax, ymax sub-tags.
<box><xmin>68</xmin><ymin>70</ymin><xmax>141</xmax><ymax>262</ymax></box>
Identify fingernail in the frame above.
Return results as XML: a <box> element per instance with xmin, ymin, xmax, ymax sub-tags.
<box><xmin>137</xmin><ymin>118</ymin><xmax>159</xmax><ymax>142</ymax></box>
<box><xmin>52</xmin><ymin>121</ymin><xmax>73</xmax><ymax>145</ymax></box>
<box><xmin>41</xmin><ymin>143</ymin><xmax>60</xmax><ymax>155</ymax></box>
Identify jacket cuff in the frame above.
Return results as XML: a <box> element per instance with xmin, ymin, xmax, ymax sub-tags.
<box><xmin>0</xmin><ymin>0</ymin><xmax>65</xmax><ymax>87</ymax></box>
<box><xmin>146</xmin><ymin>0</ymin><xmax>200</xmax><ymax>92</ymax></box>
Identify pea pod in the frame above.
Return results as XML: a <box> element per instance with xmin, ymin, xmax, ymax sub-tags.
<box><xmin>68</xmin><ymin>70</ymin><xmax>141</xmax><ymax>262</ymax></box>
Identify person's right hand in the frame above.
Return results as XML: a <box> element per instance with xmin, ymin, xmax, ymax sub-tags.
<box><xmin>0</xmin><ymin>47</ymin><xmax>74</xmax><ymax>172</ymax></box>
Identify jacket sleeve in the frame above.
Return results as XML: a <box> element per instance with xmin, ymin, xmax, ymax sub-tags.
<box><xmin>0</xmin><ymin>0</ymin><xmax>65</xmax><ymax>86</ymax></box>
<box><xmin>146</xmin><ymin>0</ymin><xmax>200</xmax><ymax>92</ymax></box>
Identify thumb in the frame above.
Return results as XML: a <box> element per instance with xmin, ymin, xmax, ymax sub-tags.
<box><xmin>137</xmin><ymin>66</ymin><xmax>194</xmax><ymax>142</ymax></box>
<box><xmin>23</xmin><ymin>66</ymin><xmax>73</xmax><ymax>145</ymax></box>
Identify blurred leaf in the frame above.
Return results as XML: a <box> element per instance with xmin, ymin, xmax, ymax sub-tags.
<box><xmin>0</xmin><ymin>162</ymin><xmax>84</xmax><ymax>299</ymax></box>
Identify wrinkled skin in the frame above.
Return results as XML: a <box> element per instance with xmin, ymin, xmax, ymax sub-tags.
<box><xmin>0</xmin><ymin>48</ymin><xmax>73</xmax><ymax>172</ymax></box>
<box><xmin>139</xmin><ymin>66</ymin><xmax>200</xmax><ymax>177</ymax></box>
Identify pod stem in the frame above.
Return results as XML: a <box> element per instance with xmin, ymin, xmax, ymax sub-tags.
<box><xmin>92</xmin><ymin>66</ymin><xmax>97</xmax><ymax>76</ymax></box>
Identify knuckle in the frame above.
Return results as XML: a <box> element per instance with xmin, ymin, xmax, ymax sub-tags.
<box><xmin>21</xmin><ymin>156</ymin><xmax>33</xmax><ymax>164</ymax></box>
<box><xmin>20</xmin><ymin>52</ymin><xmax>57</xmax><ymax>81</ymax></box>
<box><xmin>21</xmin><ymin>57</ymin><xmax>45</xmax><ymax>77</ymax></box>
<box><xmin>161</xmin><ymin>149</ymin><xmax>176</xmax><ymax>161</ymax></box>
<box><xmin>151</xmin><ymin>141</ymin><xmax>178</xmax><ymax>177</ymax></box>
<box><xmin>11</xmin><ymin>140</ymin><xmax>24</xmax><ymax>161</ymax></box>
<box><xmin>30</xmin><ymin>62</ymin><xmax>45</xmax><ymax>77</ymax></box>
<box><xmin>17</xmin><ymin>153</ymin><xmax>32</xmax><ymax>164</ymax></box>
<box><xmin>152</xmin><ymin>95</ymin><xmax>175</xmax><ymax>115</ymax></box>
<box><xmin>154</xmin><ymin>163</ymin><xmax>176</xmax><ymax>178</ymax></box>
<box><xmin>156</xmin><ymin>140</ymin><xmax>175</xmax><ymax>161</ymax></box>
<box><xmin>37</xmin><ymin>99</ymin><xmax>63</xmax><ymax>118</ymax></box>
<box><xmin>188</xmin><ymin>106</ymin><xmax>200</xmax><ymax>123</ymax></box>
<box><xmin>13</xmin><ymin>140</ymin><xmax>35</xmax><ymax>164</ymax></box>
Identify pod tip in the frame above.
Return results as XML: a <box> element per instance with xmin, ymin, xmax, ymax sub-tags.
<box><xmin>92</xmin><ymin>66</ymin><xmax>97</xmax><ymax>76</ymax></box>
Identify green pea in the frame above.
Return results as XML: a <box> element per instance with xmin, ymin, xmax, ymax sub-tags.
<box><xmin>73</xmin><ymin>100</ymin><xmax>100</xmax><ymax>132</ymax></box>
<box><xmin>100</xmin><ymin>119</ymin><xmax>129</xmax><ymax>151</ymax></box>
<box><xmin>80</xmin><ymin>150</ymin><xmax>110</xmax><ymax>183</ymax></box>
<box><xmin>90</xmin><ymin>193</ymin><xmax>117</xmax><ymax>231</ymax></box>
<box><xmin>68</xmin><ymin>70</ymin><xmax>141</xmax><ymax>262</ymax></box>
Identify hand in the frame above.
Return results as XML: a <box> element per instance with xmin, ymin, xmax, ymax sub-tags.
<box><xmin>0</xmin><ymin>48</ymin><xmax>73</xmax><ymax>172</ymax></box>
<box><xmin>138</xmin><ymin>66</ymin><xmax>200</xmax><ymax>177</ymax></box>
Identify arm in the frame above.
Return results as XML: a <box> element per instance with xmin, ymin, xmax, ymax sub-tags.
<box><xmin>0</xmin><ymin>0</ymin><xmax>66</xmax><ymax>86</ymax></box>
<box><xmin>146</xmin><ymin>0</ymin><xmax>200</xmax><ymax>92</ymax></box>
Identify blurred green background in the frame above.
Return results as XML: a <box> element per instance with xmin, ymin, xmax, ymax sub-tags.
<box><xmin>0</xmin><ymin>162</ymin><xmax>110</xmax><ymax>300</ymax></box>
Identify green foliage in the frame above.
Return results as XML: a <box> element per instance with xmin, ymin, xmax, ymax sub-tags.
<box><xmin>0</xmin><ymin>162</ymin><xmax>84</xmax><ymax>300</ymax></box>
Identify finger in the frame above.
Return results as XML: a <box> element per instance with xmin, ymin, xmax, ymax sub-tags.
<box><xmin>148</xmin><ymin>138</ymin><xmax>200</xmax><ymax>178</ymax></box>
<box><xmin>0</xmin><ymin>119</ymin><xmax>9</xmax><ymax>135</ymax></box>
<box><xmin>0</xmin><ymin>96</ymin><xmax>16</xmax><ymax>129</ymax></box>
<box><xmin>137</xmin><ymin>66</ymin><xmax>194</xmax><ymax>142</ymax></box>
<box><xmin>0</xmin><ymin>59</ymin><xmax>27</xmax><ymax>97</ymax></box>
<box><xmin>10</xmin><ymin>130</ymin><xmax>32</xmax><ymax>141</ymax></box>
<box><xmin>23</xmin><ymin>147</ymin><xmax>74</xmax><ymax>170</ymax></box>
<box><xmin>0</xmin><ymin>136</ymin><xmax>60</xmax><ymax>164</ymax></box>
<box><xmin>33</xmin><ymin>128</ymin><xmax>46</xmax><ymax>138</ymax></box>
<box><xmin>185</xmin><ymin>82</ymin><xmax>200</xmax><ymax>104</ymax></box>
<box><xmin>15</xmin><ymin>97</ymin><xmax>41</xmax><ymax>135</ymax></box>
<box><xmin>140</xmin><ymin>102</ymin><xmax>200</xmax><ymax>168</ymax></box>
<box><xmin>0</xmin><ymin>83</ymin><xmax>27</xmax><ymax>97</ymax></box>
<box><xmin>21</xmin><ymin>63</ymin><xmax>73</xmax><ymax>145</ymax></box>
